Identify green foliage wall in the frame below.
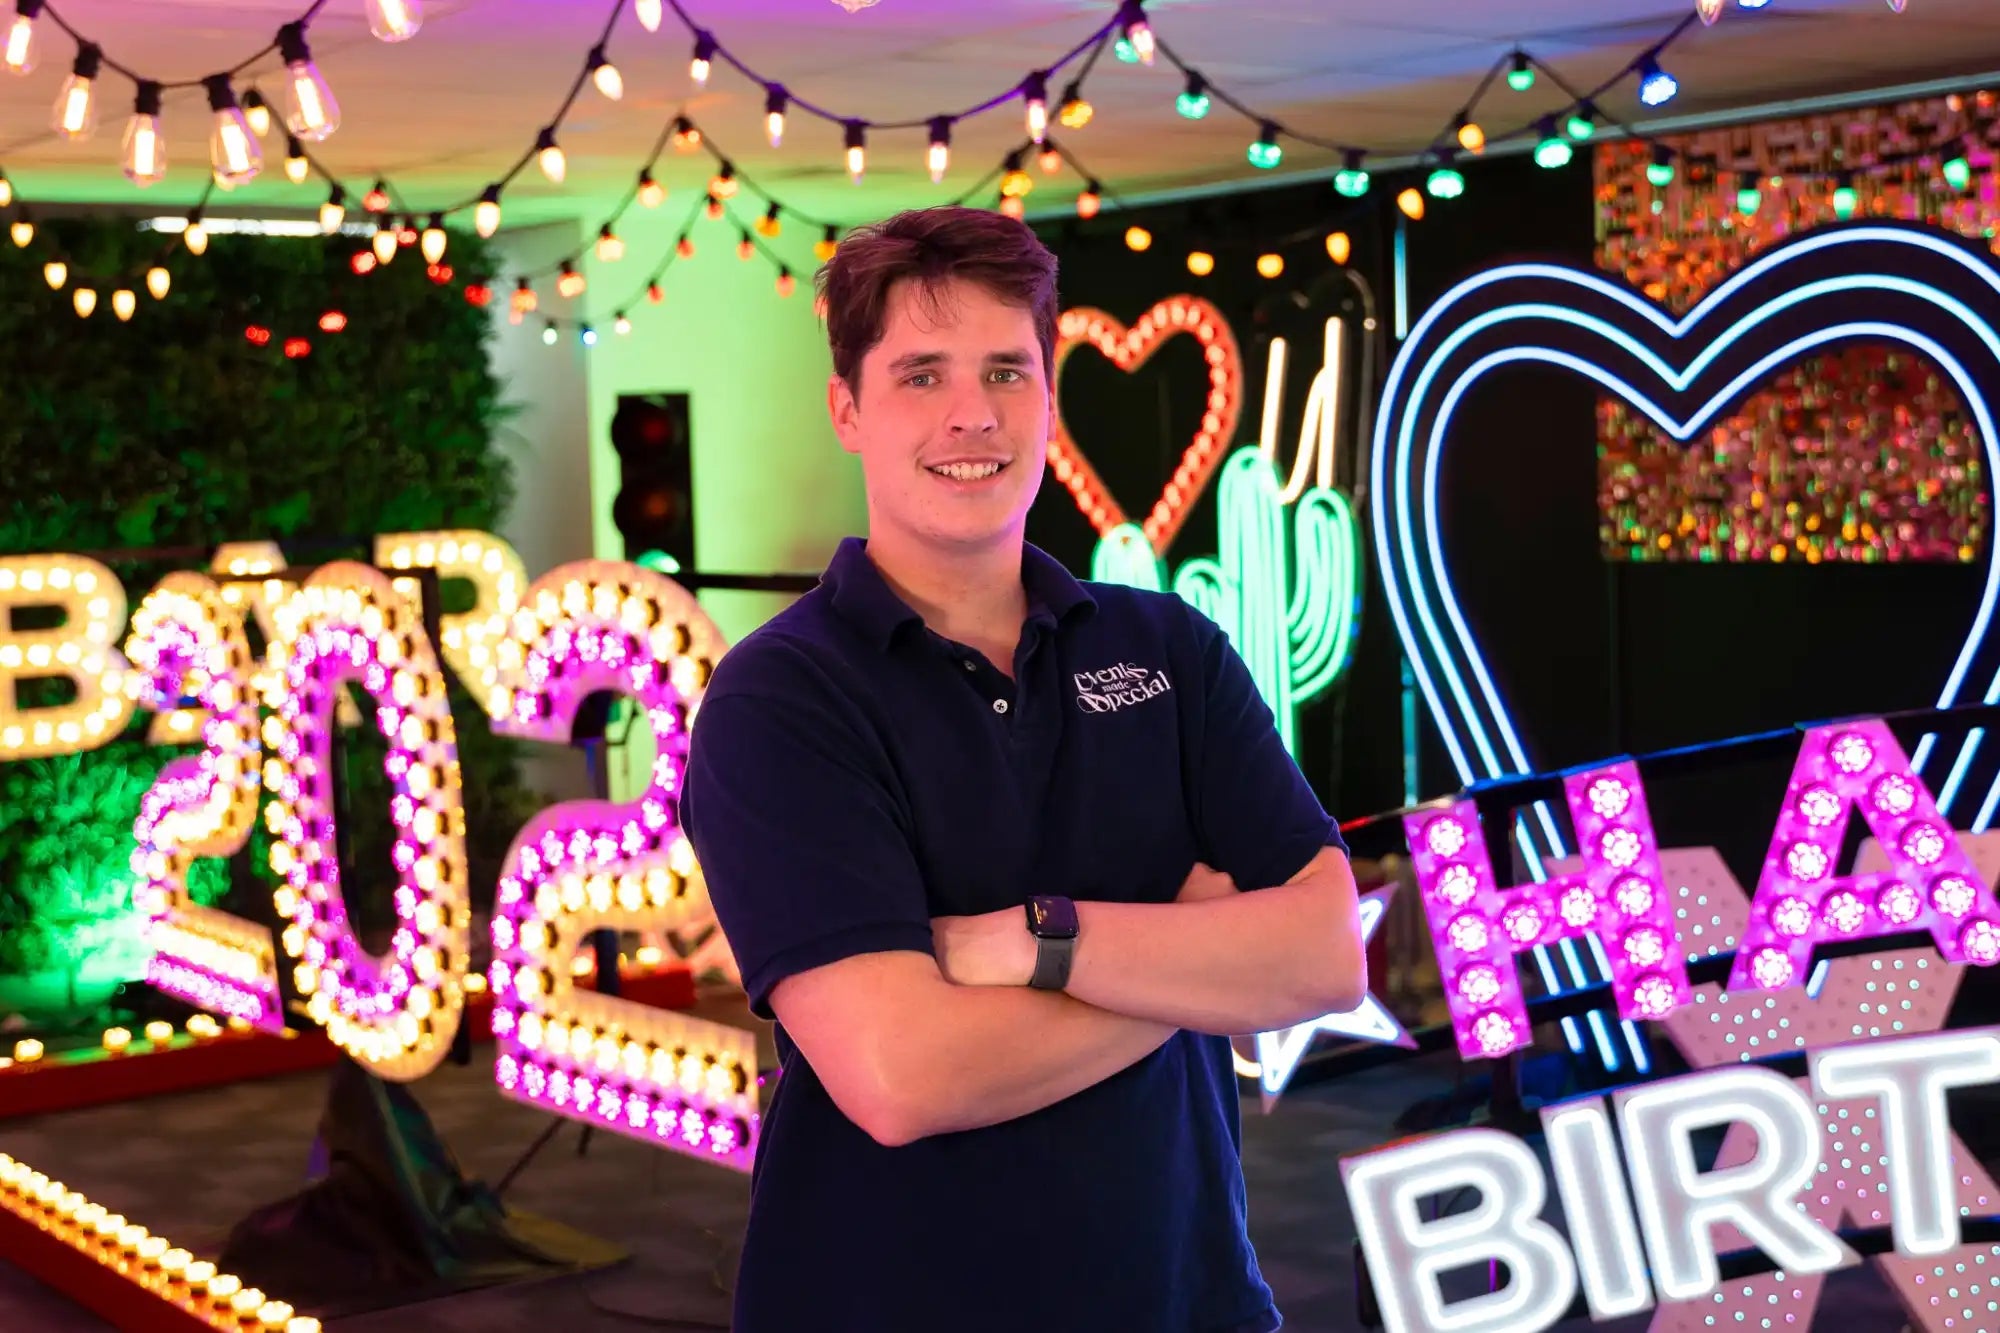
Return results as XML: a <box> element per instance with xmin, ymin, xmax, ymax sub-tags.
<box><xmin>0</xmin><ymin>218</ymin><xmax>536</xmax><ymax>1017</ymax></box>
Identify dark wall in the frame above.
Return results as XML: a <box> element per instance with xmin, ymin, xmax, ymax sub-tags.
<box><xmin>1039</xmin><ymin>155</ymin><xmax>1988</xmax><ymax>880</ymax></box>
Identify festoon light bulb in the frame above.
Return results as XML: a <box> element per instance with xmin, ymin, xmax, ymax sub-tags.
<box><xmin>182</xmin><ymin>210</ymin><xmax>209</xmax><ymax>255</ymax></box>
<box><xmin>319</xmin><ymin>186</ymin><xmax>345</xmax><ymax>234</ymax></box>
<box><xmin>535</xmin><ymin>127</ymin><xmax>565</xmax><ymax>184</ymax></box>
<box><xmin>278</xmin><ymin>23</ymin><xmax>340</xmax><ymax>140</ymax></box>
<box><xmin>4</xmin><ymin>0</ymin><xmax>41</xmax><ymax>76</ymax></box>
<box><xmin>365</xmin><ymin>0</ymin><xmax>421</xmax><ymax>42</ymax></box>
<box><xmin>588</xmin><ymin>45</ymin><xmax>622</xmax><ymax>100</ymax></box>
<box><xmin>52</xmin><ymin>41</ymin><xmax>100</xmax><ymax>139</ymax></box>
<box><xmin>421</xmin><ymin>214</ymin><xmax>446</xmax><ymax>264</ymax></box>
<box><xmin>474</xmin><ymin>185</ymin><xmax>501</xmax><ymax>238</ymax></box>
<box><xmin>633</xmin><ymin>0</ymin><xmax>662</xmax><ymax>31</ymax></box>
<box><xmin>926</xmin><ymin>116</ymin><xmax>951</xmax><ymax>184</ymax></box>
<box><xmin>844</xmin><ymin>121</ymin><xmax>866</xmax><ymax>183</ymax></box>
<box><xmin>204</xmin><ymin>76</ymin><xmax>261</xmax><ymax>187</ymax></box>
<box><xmin>121</xmin><ymin>81</ymin><xmax>166</xmax><ymax>186</ymax></box>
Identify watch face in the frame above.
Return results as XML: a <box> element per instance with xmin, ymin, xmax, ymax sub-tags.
<box><xmin>1029</xmin><ymin>895</ymin><xmax>1079</xmax><ymax>939</ymax></box>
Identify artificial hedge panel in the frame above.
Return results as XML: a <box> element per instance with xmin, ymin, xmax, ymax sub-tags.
<box><xmin>0</xmin><ymin>218</ymin><xmax>539</xmax><ymax>1016</ymax></box>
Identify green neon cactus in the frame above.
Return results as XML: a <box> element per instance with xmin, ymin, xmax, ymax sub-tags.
<box><xmin>1090</xmin><ymin>446</ymin><xmax>1361</xmax><ymax>755</ymax></box>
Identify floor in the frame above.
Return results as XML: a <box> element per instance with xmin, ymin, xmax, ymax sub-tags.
<box><xmin>0</xmin><ymin>1045</ymin><xmax>1925</xmax><ymax>1332</ymax></box>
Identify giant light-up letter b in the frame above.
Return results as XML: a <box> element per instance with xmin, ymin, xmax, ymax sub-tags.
<box><xmin>1404</xmin><ymin>761</ymin><xmax>1689</xmax><ymax>1061</ymax></box>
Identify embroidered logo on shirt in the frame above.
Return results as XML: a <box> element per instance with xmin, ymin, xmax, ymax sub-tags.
<box><xmin>1073</xmin><ymin>662</ymin><xmax>1173</xmax><ymax>714</ymax></box>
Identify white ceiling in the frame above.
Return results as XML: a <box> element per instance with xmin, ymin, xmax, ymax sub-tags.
<box><xmin>4</xmin><ymin>0</ymin><xmax>2000</xmax><ymax>228</ymax></box>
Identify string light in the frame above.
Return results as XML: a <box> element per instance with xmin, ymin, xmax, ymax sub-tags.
<box><xmin>319</xmin><ymin>186</ymin><xmax>345</xmax><ymax>233</ymax></box>
<box><xmin>205</xmin><ymin>76</ymin><xmax>261</xmax><ymax>187</ymax></box>
<box><xmin>421</xmin><ymin>214</ymin><xmax>447</xmax><ymax>263</ymax></box>
<box><xmin>814</xmin><ymin>227</ymin><xmax>837</xmax><ymax>262</ymax></box>
<box><xmin>8</xmin><ymin>216</ymin><xmax>30</xmax><ymax>248</ymax></box>
<box><xmin>1057</xmin><ymin>80</ymin><xmax>1092</xmax><ymax>129</ymax></box>
<box><xmin>145</xmin><ymin>266</ymin><xmax>168</xmax><ymax>298</ymax></box>
<box><xmin>736</xmin><ymin>232</ymin><xmax>754</xmax><ymax>260</ymax></box>
<box><xmin>557</xmin><ymin>260</ymin><xmax>585</xmax><ymax>298</ymax></box>
<box><xmin>364</xmin><ymin>0</ymin><xmax>421</xmax><ymax>43</ymax></box>
<box><xmin>689</xmin><ymin>30</ymin><xmax>715</xmax><ymax>88</ymax></box>
<box><xmin>110</xmin><ymin>288</ymin><xmax>133</xmax><ymax>320</ymax></box>
<box><xmin>1037</xmin><ymin>142</ymin><xmax>1061</xmax><ymax>174</ymax></box>
<box><xmin>1426</xmin><ymin>156</ymin><xmax>1466</xmax><ymax>198</ymax></box>
<box><xmin>579</xmin><ymin>325</ymin><xmax>595</xmax><ymax>347</ymax></box>
<box><xmin>52</xmin><ymin>42</ymin><xmax>98</xmax><ymax>139</ymax></box>
<box><xmin>614</xmin><ymin>312</ymin><xmax>631</xmax><ymax>334</ymax></box>
<box><xmin>542</xmin><ymin>321</ymin><xmax>558</xmax><ymax>346</ymax></box>
<box><xmin>1833</xmin><ymin>170</ymin><xmax>1859</xmax><ymax>218</ymax></box>
<box><xmin>1023</xmin><ymin>71</ymin><xmax>1048</xmax><ymax>141</ymax></box>
<box><xmin>120</xmin><ymin>81</ymin><xmax>165</xmax><ymax>186</ymax></box>
<box><xmin>1256</xmin><ymin>253</ymin><xmax>1283</xmax><ymax>279</ymax></box>
<box><xmin>1638</xmin><ymin>54</ymin><xmax>1678</xmax><ymax>106</ymax></box>
<box><xmin>676</xmin><ymin>236</ymin><xmax>694</xmax><ymax>259</ymax></box>
<box><xmin>1325</xmin><ymin>231</ymin><xmax>1351</xmax><ymax>264</ymax></box>
<box><xmin>597</xmin><ymin>224</ymin><xmax>624</xmax><ymax>260</ymax></box>
<box><xmin>1187</xmin><ymin>249</ymin><xmax>1214</xmax><ymax>276</ymax></box>
<box><xmin>637</xmin><ymin>169</ymin><xmax>665</xmax><ymax>207</ymax></box>
<box><xmin>709</xmin><ymin>161</ymin><xmax>737</xmax><ymax>198</ymax></box>
<box><xmin>844</xmin><ymin>120</ymin><xmax>866</xmax><ymax>183</ymax></box>
<box><xmin>704</xmin><ymin>193</ymin><xmax>722</xmax><ymax>220</ymax></box>
<box><xmin>634</xmin><ymin>0</ymin><xmax>662</xmax><ymax>31</ymax></box>
<box><xmin>1453</xmin><ymin>113</ymin><xmax>1484</xmax><ymax>154</ymax></box>
<box><xmin>41</xmin><ymin>258</ymin><xmax>62</xmax><ymax>288</ymax></box>
<box><xmin>1735</xmin><ymin>170</ymin><xmax>1762</xmax><ymax>216</ymax></box>
<box><xmin>278</xmin><ymin>23</ymin><xmax>339</xmax><ymax>140</ymax></box>
<box><xmin>371</xmin><ymin>220</ymin><xmax>396</xmax><ymax>264</ymax></box>
<box><xmin>474</xmin><ymin>185</ymin><xmax>501</xmax><ymax>238</ymax></box>
<box><xmin>999</xmin><ymin>195</ymin><xmax>1025</xmax><ymax>218</ymax></box>
<box><xmin>775</xmin><ymin>267</ymin><xmax>795</xmax><ymax>297</ymax></box>
<box><xmin>72</xmin><ymin>287</ymin><xmax>94</xmax><ymax>317</ymax></box>
<box><xmin>1567</xmin><ymin>101</ymin><xmax>1598</xmax><ymax>141</ymax></box>
<box><xmin>182</xmin><ymin>210</ymin><xmax>207</xmax><ymax>255</ymax></box>
<box><xmin>1001</xmin><ymin>151</ymin><xmax>1032</xmax><ymax>198</ymax></box>
<box><xmin>1247</xmin><ymin>121</ymin><xmax>1281</xmax><ymax>169</ymax></box>
<box><xmin>588</xmin><ymin>44</ymin><xmax>622</xmax><ymax>100</ymax></box>
<box><xmin>1397</xmin><ymin>187</ymin><xmax>1425</xmax><ymax>220</ymax></box>
<box><xmin>1533</xmin><ymin>117</ymin><xmax>1573</xmax><ymax>169</ymax></box>
<box><xmin>1076</xmin><ymin>181</ymin><xmax>1101</xmax><ymax>219</ymax></box>
<box><xmin>283</xmin><ymin>135</ymin><xmax>308</xmax><ymax>184</ymax></box>
<box><xmin>1646</xmin><ymin>144</ymin><xmax>1676</xmax><ymax>186</ymax></box>
<box><xmin>536</xmin><ymin>127</ymin><xmax>565</xmax><ymax>183</ymax></box>
<box><xmin>1117</xmin><ymin>0</ymin><xmax>1154</xmax><ymax>65</ymax></box>
<box><xmin>927</xmin><ymin>116</ymin><xmax>951</xmax><ymax>183</ymax></box>
<box><xmin>671</xmin><ymin>116</ymin><xmax>701</xmax><ymax>152</ymax></box>
<box><xmin>1333</xmin><ymin>150</ymin><xmax>1371</xmax><ymax>198</ymax></box>
<box><xmin>755</xmin><ymin>203</ymin><xmax>780</xmax><ymax>237</ymax></box>
<box><xmin>1507</xmin><ymin>50</ymin><xmax>1535</xmax><ymax>92</ymax></box>
<box><xmin>1944</xmin><ymin>153</ymin><xmax>1973</xmax><ymax>191</ymax></box>
<box><xmin>4</xmin><ymin>0</ymin><xmax>39</xmax><ymax>76</ymax></box>
<box><xmin>648</xmin><ymin>279</ymin><xmax>664</xmax><ymax>301</ymax></box>
<box><xmin>730</xmin><ymin>94</ymin><xmax>780</xmax><ymax>167</ymax></box>
<box><xmin>242</xmin><ymin>88</ymin><xmax>271</xmax><ymax>137</ymax></box>
<box><xmin>1124</xmin><ymin>225</ymin><xmax>1151</xmax><ymax>252</ymax></box>
<box><xmin>363</xmin><ymin>179</ymin><xmax>390</xmax><ymax>212</ymax></box>
<box><xmin>1177</xmin><ymin>71</ymin><xmax>1210</xmax><ymax>119</ymax></box>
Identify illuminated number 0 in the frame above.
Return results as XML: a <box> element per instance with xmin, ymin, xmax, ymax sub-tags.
<box><xmin>263</xmin><ymin>564</ymin><xmax>471</xmax><ymax>1081</ymax></box>
<box><xmin>487</xmin><ymin>561</ymin><xmax>758</xmax><ymax>1170</ymax></box>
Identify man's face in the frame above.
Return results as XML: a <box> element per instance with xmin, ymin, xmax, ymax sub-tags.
<box><xmin>829</xmin><ymin>276</ymin><xmax>1050</xmax><ymax>557</ymax></box>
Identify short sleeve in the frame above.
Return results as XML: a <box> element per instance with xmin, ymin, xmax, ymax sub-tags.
<box><xmin>1186</xmin><ymin>606</ymin><xmax>1347</xmax><ymax>890</ymax></box>
<box><xmin>679</xmin><ymin>671</ymin><xmax>935</xmax><ymax>1020</ymax></box>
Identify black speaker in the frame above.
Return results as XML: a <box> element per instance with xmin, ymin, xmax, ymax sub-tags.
<box><xmin>608</xmin><ymin>392</ymin><xmax>694</xmax><ymax>571</ymax></box>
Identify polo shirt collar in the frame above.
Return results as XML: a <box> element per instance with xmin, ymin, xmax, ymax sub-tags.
<box><xmin>823</xmin><ymin>536</ymin><xmax>1096</xmax><ymax>652</ymax></box>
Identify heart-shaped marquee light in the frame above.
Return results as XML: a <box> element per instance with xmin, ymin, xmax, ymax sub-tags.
<box><xmin>1049</xmin><ymin>296</ymin><xmax>1245</xmax><ymax>556</ymax></box>
<box><xmin>1373</xmin><ymin>223</ymin><xmax>2000</xmax><ymax>871</ymax></box>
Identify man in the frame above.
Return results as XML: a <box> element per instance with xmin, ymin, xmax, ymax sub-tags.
<box><xmin>679</xmin><ymin>205</ymin><xmax>1365</xmax><ymax>1332</ymax></box>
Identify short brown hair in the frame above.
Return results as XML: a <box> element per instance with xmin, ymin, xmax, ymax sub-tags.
<box><xmin>815</xmin><ymin>206</ymin><xmax>1058</xmax><ymax>393</ymax></box>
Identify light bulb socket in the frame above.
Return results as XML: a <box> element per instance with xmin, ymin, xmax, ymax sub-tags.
<box><xmin>1023</xmin><ymin>71</ymin><xmax>1047</xmax><ymax>102</ymax></box>
<box><xmin>534</xmin><ymin>126</ymin><xmax>559</xmax><ymax>153</ymax></box>
<box><xmin>586</xmin><ymin>43</ymin><xmax>610</xmax><ymax>72</ymax></box>
<box><xmin>516</xmin><ymin>277</ymin><xmax>532</xmax><ymax>291</ymax></box>
<box><xmin>763</xmin><ymin>202</ymin><xmax>779</xmax><ymax>222</ymax></box>
<box><xmin>559</xmin><ymin>260</ymin><xmax>576</xmax><ymax>276</ymax></box>
<box><xmin>1256</xmin><ymin>120</ymin><xmax>1278</xmax><ymax>146</ymax></box>
<box><xmin>1651</xmin><ymin>144</ymin><xmax>1674</xmax><ymax>167</ymax></box>
<box><xmin>717</xmin><ymin>160</ymin><xmax>735</xmax><ymax>182</ymax></box>
<box><xmin>1343</xmin><ymin>148</ymin><xmax>1366</xmax><ymax>171</ymax></box>
<box><xmin>133</xmin><ymin>79</ymin><xmax>161</xmax><ymax>117</ymax></box>
<box><xmin>843</xmin><ymin>119</ymin><xmax>865</xmax><ymax>151</ymax></box>
<box><xmin>428</xmin><ymin>212</ymin><xmax>444</xmax><ymax>230</ymax></box>
<box><xmin>14</xmin><ymin>0</ymin><xmax>43</xmax><ymax>18</ymax></box>
<box><xmin>479</xmin><ymin>184</ymin><xmax>501</xmax><ymax>207</ymax></box>
<box><xmin>1184</xmin><ymin>71</ymin><xmax>1206</xmax><ymax>97</ymax></box>
<box><xmin>928</xmin><ymin>115</ymin><xmax>952</xmax><ymax>148</ymax></box>
<box><xmin>277</xmin><ymin>22</ymin><xmax>312</xmax><ymax>65</ymax></box>
<box><xmin>203</xmin><ymin>74</ymin><xmax>240</xmax><ymax>113</ymax></box>
<box><xmin>1002</xmin><ymin>149</ymin><xmax>1023</xmax><ymax>172</ymax></box>
<box><xmin>71</xmin><ymin>41</ymin><xmax>100</xmax><ymax>79</ymax></box>
<box><xmin>327</xmin><ymin>183</ymin><xmax>345</xmax><ymax>206</ymax></box>
<box><xmin>598</xmin><ymin>224</ymin><xmax>614</xmax><ymax>240</ymax></box>
<box><xmin>285</xmin><ymin>132</ymin><xmax>305</xmax><ymax>158</ymax></box>
<box><xmin>764</xmin><ymin>84</ymin><xmax>787</xmax><ymax>116</ymax></box>
<box><xmin>692</xmin><ymin>30</ymin><xmax>716</xmax><ymax>62</ymax></box>
<box><xmin>823</xmin><ymin>225</ymin><xmax>838</xmax><ymax>243</ymax></box>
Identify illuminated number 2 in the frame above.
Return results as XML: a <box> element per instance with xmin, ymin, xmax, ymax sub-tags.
<box><xmin>262</xmin><ymin>564</ymin><xmax>472</xmax><ymax>1081</ymax></box>
<box><xmin>127</xmin><ymin>573</ymin><xmax>283</xmax><ymax>1028</ymax></box>
<box><xmin>487</xmin><ymin>561</ymin><xmax>758</xmax><ymax>1170</ymax></box>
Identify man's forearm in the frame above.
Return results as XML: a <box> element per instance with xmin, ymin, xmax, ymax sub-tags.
<box><xmin>1064</xmin><ymin>856</ymin><xmax>1367</xmax><ymax>1035</ymax></box>
<box><xmin>886</xmin><ymin>984</ymin><xmax>1175</xmax><ymax>1143</ymax></box>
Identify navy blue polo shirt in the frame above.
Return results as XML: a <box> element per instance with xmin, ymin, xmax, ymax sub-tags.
<box><xmin>679</xmin><ymin>536</ymin><xmax>1346</xmax><ymax>1333</ymax></box>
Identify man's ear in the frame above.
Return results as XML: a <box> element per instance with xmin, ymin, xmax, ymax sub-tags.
<box><xmin>828</xmin><ymin>373</ymin><xmax>861</xmax><ymax>456</ymax></box>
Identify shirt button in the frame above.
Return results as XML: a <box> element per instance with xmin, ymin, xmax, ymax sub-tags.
<box><xmin>963</xmin><ymin>660</ymin><xmax>977</xmax><ymax>672</ymax></box>
<box><xmin>992</xmin><ymin>699</ymin><xmax>1009</xmax><ymax>714</ymax></box>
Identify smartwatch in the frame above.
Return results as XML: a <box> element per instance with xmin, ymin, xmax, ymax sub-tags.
<box><xmin>1025</xmin><ymin>895</ymin><xmax>1079</xmax><ymax>990</ymax></box>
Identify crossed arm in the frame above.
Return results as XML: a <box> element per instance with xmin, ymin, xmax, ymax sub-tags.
<box><xmin>770</xmin><ymin>846</ymin><xmax>1366</xmax><ymax>1147</ymax></box>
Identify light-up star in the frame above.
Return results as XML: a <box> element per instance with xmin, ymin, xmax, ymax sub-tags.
<box><xmin>1240</xmin><ymin>886</ymin><xmax>1413</xmax><ymax>1106</ymax></box>
<box><xmin>1650</xmin><ymin>846</ymin><xmax>2000</xmax><ymax>1333</ymax></box>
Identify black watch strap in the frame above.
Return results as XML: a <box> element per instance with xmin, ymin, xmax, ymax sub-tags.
<box><xmin>1029</xmin><ymin>933</ymin><xmax>1075</xmax><ymax>990</ymax></box>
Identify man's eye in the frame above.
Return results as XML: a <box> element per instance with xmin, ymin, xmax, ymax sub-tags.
<box><xmin>991</xmin><ymin>369</ymin><xmax>1023</xmax><ymax>383</ymax></box>
<box><xmin>906</xmin><ymin>373</ymin><xmax>935</xmax><ymax>387</ymax></box>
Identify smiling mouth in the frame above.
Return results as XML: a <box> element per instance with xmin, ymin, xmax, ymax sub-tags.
<box><xmin>927</xmin><ymin>460</ymin><xmax>1009</xmax><ymax>481</ymax></box>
